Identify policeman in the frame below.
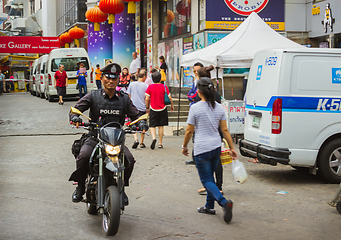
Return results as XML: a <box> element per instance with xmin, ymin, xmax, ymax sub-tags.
<box><xmin>69</xmin><ymin>63</ymin><xmax>139</xmax><ymax>203</ymax></box>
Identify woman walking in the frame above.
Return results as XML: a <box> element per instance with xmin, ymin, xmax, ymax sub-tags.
<box><xmin>145</xmin><ymin>71</ymin><xmax>174</xmax><ymax>149</ymax></box>
<box><xmin>181</xmin><ymin>77</ymin><xmax>237</xmax><ymax>223</ymax></box>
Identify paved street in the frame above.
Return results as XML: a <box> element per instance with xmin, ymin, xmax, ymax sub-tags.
<box><xmin>0</xmin><ymin>93</ymin><xmax>341</xmax><ymax>240</ymax></box>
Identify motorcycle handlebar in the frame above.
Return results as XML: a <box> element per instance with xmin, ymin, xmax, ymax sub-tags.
<box><xmin>70</xmin><ymin>122</ymin><xmax>148</xmax><ymax>135</ymax></box>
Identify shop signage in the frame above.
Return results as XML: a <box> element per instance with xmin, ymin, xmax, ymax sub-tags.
<box><xmin>321</xmin><ymin>3</ymin><xmax>334</xmax><ymax>33</ymax></box>
<box><xmin>147</xmin><ymin>0</ymin><xmax>152</xmax><ymax>37</ymax></box>
<box><xmin>0</xmin><ymin>36</ymin><xmax>59</xmax><ymax>53</ymax></box>
<box><xmin>183</xmin><ymin>36</ymin><xmax>193</xmax><ymax>54</ymax></box>
<box><xmin>206</xmin><ymin>0</ymin><xmax>284</xmax><ymax>31</ymax></box>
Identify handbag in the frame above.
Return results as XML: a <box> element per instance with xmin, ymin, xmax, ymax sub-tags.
<box><xmin>160</xmin><ymin>69</ymin><xmax>166</xmax><ymax>82</ymax></box>
<box><xmin>76</xmin><ymin>83</ymin><xmax>79</xmax><ymax>90</ymax></box>
<box><xmin>220</xmin><ymin>138</ymin><xmax>232</xmax><ymax>165</ymax></box>
<box><xmin>164</xmin><ymin>84</ymin><xmax>171</xmax><ymax>105</ymax></box>
<box><xmin>231</xmin><ymin>159</ymin><xmax>248</xmax><ymax>184</ymax></box>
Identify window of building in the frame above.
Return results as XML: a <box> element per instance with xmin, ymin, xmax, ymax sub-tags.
<box><xmin>159</xmin><ymin>0</ymin><xmax>191</xmax><ymax>40</ymax></box>
<box><xmin>30</xmin><ymin>0</ymin><xmax>35</xmax><ymax>14</ymax></box>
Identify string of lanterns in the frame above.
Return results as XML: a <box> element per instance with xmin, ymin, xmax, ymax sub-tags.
<box><xmin>59</xmin><ymin>0</ymin><xmax>141</xmax><ymax>48</ymax></box>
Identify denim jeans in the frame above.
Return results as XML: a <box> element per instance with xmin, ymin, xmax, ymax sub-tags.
<box><xmin>96</xmin><ymin>80</ymin><xmax>102</xmax><ymax>89</ymax></box>
<box><xmin>194</xmin><ymin>147</ymin><xmax>227</xmax><ymax>209</ymax></box>
<box><xmin>78</xmin><ymin>84</ymin><xmax>87</xmax><ymax>98</ymax></box>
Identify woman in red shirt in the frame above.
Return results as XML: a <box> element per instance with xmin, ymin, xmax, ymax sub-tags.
<box><xmin>145</xmin><ymin>71</ymin><xmax>174</xmax><ymax>149</ymax></box>
<box><xmin>54</xmin><ymin>64</ymin><xmax>68</xmax><ymax>105</ymax></box>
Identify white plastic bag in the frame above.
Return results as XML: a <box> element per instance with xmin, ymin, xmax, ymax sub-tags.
<box><xmin>231</xmin><ymin>159</ymin><xmax>248</xmax><ymax>184</ymax></box>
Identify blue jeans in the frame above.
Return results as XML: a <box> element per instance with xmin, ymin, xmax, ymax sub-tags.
<box><xmin>96</xmin><ymin>80</ymin><xmax>102</xmax><ymax>89</ymax></box>
<box><xmin>79</xmin><ymin>84</ymin><xmax>87</xmax><ymax>98</ymax></box>
<box><xmin>194</xmin><ymin>147</ymin><xmax>227</xmax><ymax>209</ymax></box>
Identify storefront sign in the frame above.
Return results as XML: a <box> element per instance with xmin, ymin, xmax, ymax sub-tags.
<box><xmin>206</xmin><ymin>0</ymin><xmax>285</xmax><ymax>31</ymax></box>
<box><xmin>207</xmin><ymin>33</ymin><xmax>228</xmax><ymax>46</ymax></box>
<box><xmin>0</xmin><ymin>36</ymin><xmax>59</xmax><ymax>53</ymax></box>
<box><xmin>193</xmin><ymin>32</ymin><xmax>204</xmax><ymax>51</ymax></box>
<box><xmin>183</xmin><ymin>36</ymin><xmax>193</xmax><ymax>54</ymax></box>
<box><xmin>147</xmin><ymin>0</ymin><xmax>152</xmax><ymax>37</ymax></box>
<box><xmin>147</xmin><ymin>37</ymin><xmax>153</xmax><ymax>72</ymax></box>
<box><xmin>135</xmin><ymin>2</ymin><xmax>141</xmax><ymax>41</ymax></box>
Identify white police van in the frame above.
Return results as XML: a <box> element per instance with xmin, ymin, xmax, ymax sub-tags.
<box><xmin>44</xmin><ymin>48</ymin><xmax>95</xmax><ymax>102</ymax></box>
<box><xmin>239</xmin><ymin>48</ymin><xmax>341</xmax><ymax>183</ymax></box>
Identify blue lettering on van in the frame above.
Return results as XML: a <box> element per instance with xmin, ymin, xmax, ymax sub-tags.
<box><xmin>259</xmin><ymin>135</ymin><xmax>270</xmax><ymax>145</ymax></box>
<box><xmin>246</xmin><ymin>96</ymin><xmax>341</xmax><ymax>113</ymax></box>
<box><xmin>256</xmin><ymin>65</ymin><xmax>262</xmax><ymax>80</ymax></box>
<box><xmin>265</xmin><ymin>57</ymin><xmax>277</xmax><ymax>66</ymax></box>
<box><xmin>332</xmin><ymin>68</ymin><xmax>341</xmax><ymax>84</ymax></box>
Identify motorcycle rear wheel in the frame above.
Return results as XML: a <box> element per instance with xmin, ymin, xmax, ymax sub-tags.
<box><xmin>103</xmin><ymin>186</ymin><xmax>121</xmax><ymax>236</ymax></box>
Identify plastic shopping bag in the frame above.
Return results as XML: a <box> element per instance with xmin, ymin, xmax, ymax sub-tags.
<box><xmin>231</xmin><ymin>159</ymin><xmax>248</xmax><ymax>184</ymax></box>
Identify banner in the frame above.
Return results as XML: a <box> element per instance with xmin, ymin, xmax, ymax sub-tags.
<box><xmin>0</xmin><ymin>36</ymin><xmax>59</xmax><ymax>53</ymax></box>
<box><xmin>206</xmin><ymin>0</ymin><xmax>285</xmax><ymax>31</ymax></box>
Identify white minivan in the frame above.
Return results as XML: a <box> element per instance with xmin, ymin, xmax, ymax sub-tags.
<box><xmin>239</xmin><ymin>48</ymin><xmax>341</xmax><ymax>183</ymax></box>
<box><xmin>35</xmin><ymin>54</ymin><xmax>48</xmax><ymax>98</ymax></box>
<box><xmin>44</xmin><ymin>48</ymin><xmax>95</xmax><ymax>102</ymax></box>
<box><xmin>29</xmin><ymin>59</ymin><xmax>39</xmax><ymax>96</ymax></box>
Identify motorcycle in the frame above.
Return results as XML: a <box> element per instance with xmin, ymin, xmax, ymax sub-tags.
<box><xmin>70</xmin><ymin>107</ymin><xmax>148</xmax><ymax>236</ymax></box>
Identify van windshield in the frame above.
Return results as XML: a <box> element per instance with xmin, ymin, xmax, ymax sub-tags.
<box><xmin>51</xmin><ymin>57</ymin><xmax>89</xmax><ymax>72</ymax></box>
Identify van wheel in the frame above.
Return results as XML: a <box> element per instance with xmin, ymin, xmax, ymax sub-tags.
<box><xmin>318</xmin><ymin>139</ymin><xmax>341</xmax><ymax>183</ymax></box>
<box><xmin>48</xmin><ymin>95</ymin><xmax>54</xmax><ymax>102</ymax></box>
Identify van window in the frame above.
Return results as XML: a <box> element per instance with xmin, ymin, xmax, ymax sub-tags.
<box><xmin>37</xmin><ymin>63</ymin><xmax>41</xmax><ymax>73</ymax></box>
<box><xmin>51</xmin><ymin>57</ymin><xmax>90</xmax><ymax>72</ymax></box>
<box><xmin>41</xmin><ymin>63</ymin><xmax>46</xmax><ymax>74</ymax></box>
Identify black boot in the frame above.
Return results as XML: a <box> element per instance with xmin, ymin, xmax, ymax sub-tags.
<box><xmin>123</xmin><ymin>192</ymin><xmax>129</xmax><ymax>206</ymax></box>
<box><xmin>72</xmin><ymin>184</ymin><xmax>85</xmax><ymax>203</ymax></box>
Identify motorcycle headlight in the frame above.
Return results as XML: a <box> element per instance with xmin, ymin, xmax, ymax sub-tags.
<box><xmin>105</xmin><ymin>144</ymin><xmax>121</xmax><ymax>155</ymax></box>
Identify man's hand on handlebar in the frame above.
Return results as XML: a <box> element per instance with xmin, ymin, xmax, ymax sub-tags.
<box><xmin>70</xmin><ymin>116</ymin><xmax>82</xmax><ymax>128</ymax></box>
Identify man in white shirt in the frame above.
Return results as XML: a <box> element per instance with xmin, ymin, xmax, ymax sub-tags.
<box><xmin>127</xmin><ymin>69</ymin><xmax>149</xmax><ymax>149</ymax></box>
<box><xmin>129</xmin><ymin>52</ymin><xmax>141</xmax><ymax>77</ymax></box>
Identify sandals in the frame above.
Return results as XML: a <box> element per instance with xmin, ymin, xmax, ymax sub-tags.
<box><xmin>197</xmin><ymin>206</ymin><xmax>216</xmax><ymax>215</ymax></box>
<box><xmin>150</xmin><ymin>139</ymin><xmax>157</xmax><ymax>150</ymax></box>
<box><xmin>198</xmin><ymin>188</ymin><xmax>207</xmax><ymax>195</ymax></box>
<box><xmin>140</xmin><ymin>143</ymin><xmax>146</xmax><ymax>148</ymax></box>
<box><xmin>158</xmin><ymin>145</ymin><xmax>163</xmax><ymax>149</ymax></box>
<box><xmin>132</xmin><ymin>141</ymin><xmax>139</xmax><ymax>149</ymax></box>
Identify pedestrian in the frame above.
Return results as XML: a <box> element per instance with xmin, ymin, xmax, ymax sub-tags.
<box><xmin>95</xmin><ymin>64</ymin><xmax>102</xmax><ymax>89</ymax></box>
<box><xmin>156</xmin><ymin>56</ymin><xmax>167</xmax><ymax>84</ymax></box>
<box><xmin>54</xmin><ymin>64</ymin><xmax>68</xmax><ymax>105</ymax></box>
<box><xmin>129</xmin><ymin>52</ymin><xmax>141</xmax><ymax>78</ymax></box>
<box><xmin>145</xmin><ymin>71</ymin><xmax>174</xmax><ymax>149</ymax></box>
<box><xmin>186</xmin><ymin>62</ymin><xmax>203</xmax><ymax>165</ymax></box>
<box><xmin>181</xmin><ymin>77</ymin><xmax>237</xmax><ymax>223</ymax></box>
<box><xmin>196</xmin><ymin>66</ymin><xmax>224</xmax><ymax>196</ymax></box>
<box><xmin>69</xmin><ymin>63</ymin><xmax>139</xmax><ymax>204</ymax></box>
<box><xmin>0</xmin><ymin>70</ymin><xmax>5</xmax><ymax>95</ymax></box>
<box><xmin>127</xmin><ymin>69</ymin><xmax>149</xmax><ymax>149</ymax></box>
<box><xmin>9</xmin><ymin>74</ymin><xmax>14</xmax><ymax>92</ymax></box>
<box><xmin>76</xmin><ymin>63</ymin><xmax>87</xmax><ymax>98</ymax></box>
<box><xmin>187</xmin><ymin>62</ymin><xmax>203</xmax><ymax>106</ymax></box>
<box><xmin>145</xmin><ymin>68</ymin><xmax>156</xmax><ymax>86</ymax></box>
<box><xmin>118</xmin><ymin>67</ymin><xmax>131</xmax><ymax>92</ymax></box>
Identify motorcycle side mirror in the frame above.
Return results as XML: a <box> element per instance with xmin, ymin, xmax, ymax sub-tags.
<box><xmin>129</xmin><ymin>113</ymin><xmax>148</xmax><ymax>126</ymax></box>
<box><xmin>70</xmin><ymin>107</ymin><xmax>92</xmax><ymax>121</ymax></box>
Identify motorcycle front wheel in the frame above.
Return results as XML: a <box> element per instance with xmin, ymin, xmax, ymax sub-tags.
<box><xmin>103</xmin><ymin>186</ymin><xmax>121</xmax><ymax>236</ymax></box>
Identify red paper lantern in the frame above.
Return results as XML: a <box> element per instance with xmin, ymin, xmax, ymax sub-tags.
<box><xmin>85</xmin><ymin>5</ymin><xmax>108</xmax><ymax>31</ymax></box>
<box><xmin>59</xmin><ymin>37</ymin><xmax>65</xmax><ymax>48</ymax></box>
<box><xmin>68</xmin><ymin>26</ymin><xmax>85</xmax><ymax>47</ymax></box>
<box><xmin>99</xmin><ymin>0</ymin><xmax>125</xmax><ymax>24</ymax></box>
<box><xmin>60</xmin><ymin>32</ymin><xmax>73</xmax><ymax>48</ymax></box>
<box><xmin>125</xmin><ymin>0</ymin><xmax>141</xmax><ymax>14</ymax></box>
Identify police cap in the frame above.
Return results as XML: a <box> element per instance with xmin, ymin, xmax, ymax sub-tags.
<box><xmin>100</xmin><ymin>63</ymin><xmax>121</xmax><ymax>79</ymax></box>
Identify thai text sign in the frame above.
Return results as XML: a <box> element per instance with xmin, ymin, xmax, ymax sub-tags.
<box><xmin>0</xmin><ymin>36</ymin><xmax>59</xmax><ymax>53</ymax></box>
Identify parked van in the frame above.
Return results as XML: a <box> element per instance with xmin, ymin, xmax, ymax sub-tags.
<box><xmin>29</xmin><ymin>59</ymin><xmax>39</xmax><ymax>96</ymax></box>
<box><xmin>35</xmin><ymin>54</ymin><xmax>48</xmax><ymax>98</ymax></box>
<box><xmin>239</xmin><ymin>48</ymin><xmax>341</xmax><ymax>183</ymax></box>
<box><xmin>44</xmin><ymin>48</ymin><xmax>95</xmax><ymax>102</ymax></box>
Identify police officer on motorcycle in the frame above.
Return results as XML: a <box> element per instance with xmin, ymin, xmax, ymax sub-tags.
<box><xmin>69</xmin><ymin>63</ymin><xmax>139</xmax><ymax>203</ymax></box>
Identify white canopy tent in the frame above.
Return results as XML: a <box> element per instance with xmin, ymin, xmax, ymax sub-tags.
<box><xmin>181</xmin><ymin>12</ymin><xmax>306</xmax><ymax>68</ymax></box>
